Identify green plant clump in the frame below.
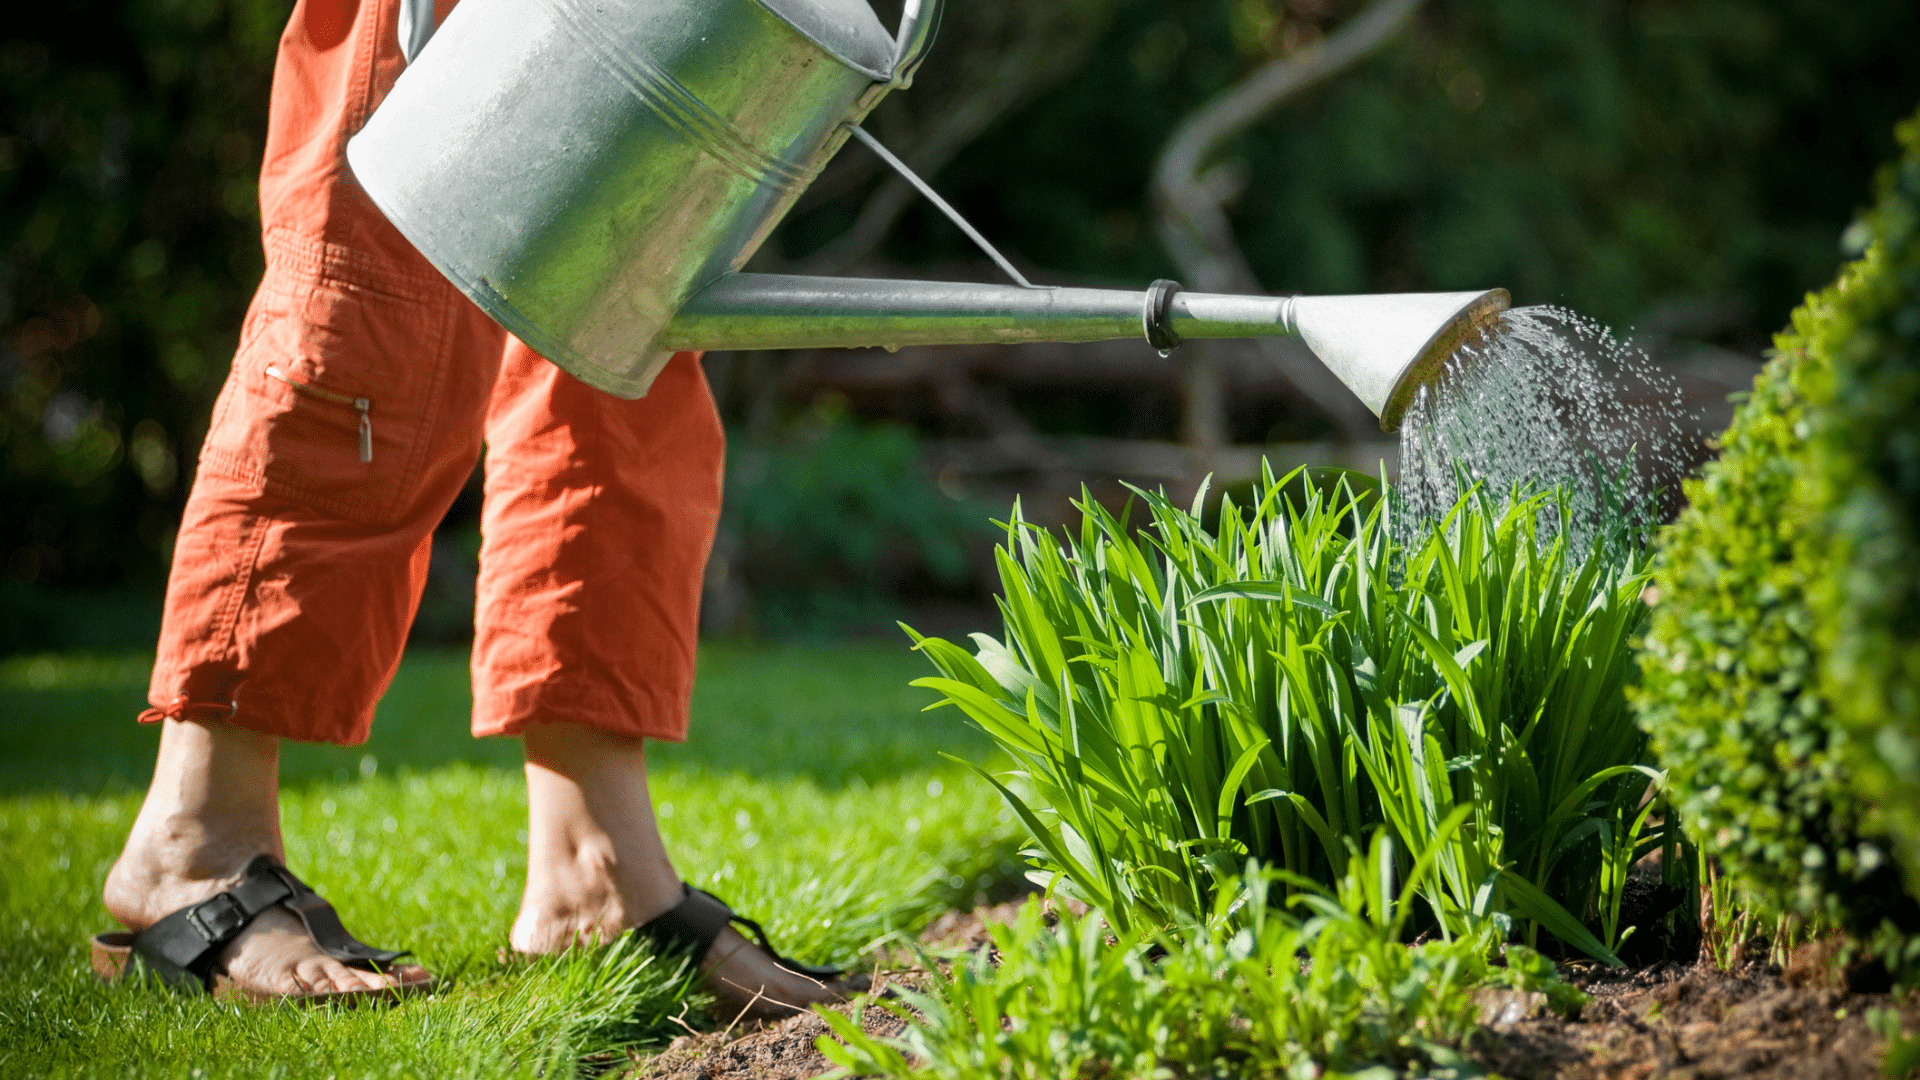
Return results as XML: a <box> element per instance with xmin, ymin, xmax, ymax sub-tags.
<box><xmin>1635</xmin><ymin>108</ymin><xmax>1920</xmax><ymax>972</ymax></box>
<box><xmin>910</xmin><ymin>470</ymin><xmax>1675</xmax><ymax>962</ymax></box>
<box><xmin>817</xmin><ymin>831</ymin><xmax>1586</xmax><ymax>1080</ymax></box>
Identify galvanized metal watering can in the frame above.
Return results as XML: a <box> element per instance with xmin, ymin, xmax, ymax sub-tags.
<box><xmin>347</xmin><ymin>0</ymin><xmax>1506</xmax><ymax>431</ymax></box>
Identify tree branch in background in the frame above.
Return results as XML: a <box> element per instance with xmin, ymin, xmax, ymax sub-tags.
<box><xmin>793</xmin><ymin>0</ymin><xmax>1121</xmax><ymax>275</ymax></box>
<box><xmin>1153</xmin><ymin>0</ymin><xmax>1425</xmax><ymax>454</ymax></box>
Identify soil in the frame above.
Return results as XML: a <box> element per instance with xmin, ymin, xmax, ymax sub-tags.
<box><xmin>1475</xmin><ymin>937</ymin><xmax>1920</xmax><ymax>1080</ymax></box>
<box><xmin>619</xmin><ymin>903</ymin><xmax>1920</xmax><ymax>1080</ymax></box>
<box><xmin>625</xmin><ymin>997</ymin><xmax>911</xmax><ymax>1080</ymax></box>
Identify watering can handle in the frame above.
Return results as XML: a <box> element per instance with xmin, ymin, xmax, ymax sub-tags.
<box><xmin>889</xmin><ymin>0</ymin><xmax>941</xmax><ymax>88</ymax></box>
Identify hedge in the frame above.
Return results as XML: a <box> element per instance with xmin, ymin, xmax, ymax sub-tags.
<box><xmin>1636</xmin><ymin>106</ymin><xmax>1920</xmax><ymax>976</ymax></box>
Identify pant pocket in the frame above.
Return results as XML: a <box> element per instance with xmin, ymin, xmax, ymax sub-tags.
<box><xmin>201</xmin><ymin>258</ymin><xmax>456</xmax><ymax>527</ymax></box>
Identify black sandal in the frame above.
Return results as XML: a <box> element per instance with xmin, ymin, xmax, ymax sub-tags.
<box><xmin>90</xmin><ymin>855</ymin><xmax>434</xmax><ymax>1004</ymax></box>
<box><xmin>635</xmin><ymin>885</ymin><xmax>867</xmax><ymax>1021</ymax></box>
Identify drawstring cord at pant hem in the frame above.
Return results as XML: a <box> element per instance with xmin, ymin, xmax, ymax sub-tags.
<box><xmin>137</xmin><ymin>694</ymin><xmax>240</xmax><ymax>725</ymax></box>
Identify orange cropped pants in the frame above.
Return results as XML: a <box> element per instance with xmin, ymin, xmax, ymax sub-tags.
<box><xmin>140</xmin><ymin>0</ymin><xmax>723</xmax><ymax>746</ymax></box>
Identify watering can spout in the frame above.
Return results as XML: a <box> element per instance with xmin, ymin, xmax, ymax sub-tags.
<box><xmin>1284</xmin><ymin>289</ymin><xmax>1510</xmax><ymax>432</ymax></box>
<box><xmin>660</xmin><ymin>274</ymin><xmax>1509</xmax><ymax>432</ymax></box>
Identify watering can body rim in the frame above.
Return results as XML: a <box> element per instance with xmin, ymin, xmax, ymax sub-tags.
<box><xmin>752</xmin><ymin>0</ymin><xmax>940</xmax><ymax>84</ymax></box>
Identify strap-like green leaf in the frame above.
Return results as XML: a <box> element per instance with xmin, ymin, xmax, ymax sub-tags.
<box><xmin>1214</xmin><ymin>738</ymin><xmax>1272</xmax><ymax>835</ymax></box>
<box><xmin>1497</xmin><ymin>868</ymin><xmax>1624</xmax><ymax>967</ymax></box>
<box><xmin>1187</xmin><ymin>581</ymin><xmax>1337</xmax><ymax>614</ymax></box>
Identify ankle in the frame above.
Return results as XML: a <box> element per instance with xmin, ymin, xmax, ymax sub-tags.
<box><xmin>103</xmin><ymin>831</ymin><xmax>279</xmax><ymax>931</ymax></box>
<box><xmin>132</xmin><ymin>718</ymin><xmax>281</xmax><ymax>831</ymax></box>
<box><xmin>106</xmin><ymin>717</ymin><xmax>284</xmax><ymax>929</ymax></box>
<box><xmin>515</xmin><ymin>722</ymin><xmax>682</xmax><ymax>949</ymax></box>
<box><xmin>115</xmin><ymin>813</ymin><xmax>281</xmax><ymax>880</ymax></box>
<box><xmin>523</xmin><ymin>813</ymin><xmax>682</xmax><ymax>919</ymax></box>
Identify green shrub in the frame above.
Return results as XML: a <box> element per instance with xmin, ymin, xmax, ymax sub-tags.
<box><xmin>1807</xmin><ymin>113</ymin><xmax>1920</xmax><ymax>896</ymax></box>
<box><xmin>1635</xmin><ymin>107</ymin><xmax>1920</xmax><ymax>972</ymax></box>
<box><xmin>816</xmin><ymin>832</ymin><xmax>1585</xmax><ymax>1080</ymax></box>
<box><xmin>909</xmin><ymin>469</ymin><xmax>1671</xmax><ymax>962</ymax></box>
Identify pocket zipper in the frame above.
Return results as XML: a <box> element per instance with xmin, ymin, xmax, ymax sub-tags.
<box><xmin>265</xmin><ymin>365</ymin><xmax>373</xmax><ymax>463</ymax></box>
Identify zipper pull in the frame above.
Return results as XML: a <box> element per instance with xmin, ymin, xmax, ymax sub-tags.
<box><xmin>265</xmin><ymin>365</ymin><xmax>375</xmax><ymax>463</ymax></box>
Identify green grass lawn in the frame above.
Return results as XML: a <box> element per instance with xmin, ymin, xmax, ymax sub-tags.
<box><xmin>0</xmin><ymin>642</ymin><xmax>1017</xmax><ymax>1079</ymax></box>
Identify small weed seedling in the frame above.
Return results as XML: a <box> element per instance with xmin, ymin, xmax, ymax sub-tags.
<box><xmin>816</xmin><ymin>824</ymin><xmax>1589</xmax><ymax>1079</ymax></box>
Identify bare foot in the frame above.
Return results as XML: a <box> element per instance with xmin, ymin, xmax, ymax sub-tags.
<box><xmin>513</xmin><ymin>722</ymin><xmax>856</xmax><ymax>1022</ymax></box>
<box><xmin>103</xmin><ymin>718</ymin><xmax>403</xmax><ymax>996</ymax></box>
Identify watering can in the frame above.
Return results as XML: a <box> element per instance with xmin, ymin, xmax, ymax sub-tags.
<box><xmin>346</xmin><ymin>0</ymin><xmax>1506</xmax><ymax>432</ymax></box>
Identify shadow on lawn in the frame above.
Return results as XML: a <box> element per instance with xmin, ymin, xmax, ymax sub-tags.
<box><xmin>0</xmin><ymin>642</ymin><xmax>993</xmax><ymax>796</ymax></box>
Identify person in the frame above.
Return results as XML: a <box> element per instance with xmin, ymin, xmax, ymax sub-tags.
<box><xmin>92</xmin><ymin>0</ymin><xmax>854</xmax><ymax>1018</ymax></box>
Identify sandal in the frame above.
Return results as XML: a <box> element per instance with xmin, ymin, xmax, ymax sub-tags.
<box><xmin>636</xmin><ymin>885</ymin><xmax>869</xmax><ymax>1023</ymax></box>
<box><xmin>90</xmin><ymin>855</ymin><xmax>434</xmax><ymax>1005</ymax></box>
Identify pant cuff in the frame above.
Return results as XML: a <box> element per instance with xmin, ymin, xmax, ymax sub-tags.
<box><xmin>471</xmin><ymin>673</ymin><xmax>689</xmax><ymax>742</ymax></box>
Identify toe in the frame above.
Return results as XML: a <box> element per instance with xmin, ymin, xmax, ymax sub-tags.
<box><xmin>293</xmin><ymin>956</ymin><xmax>346</xmax><ymax>994</ymax></box>
<box><xmin>351</xmin><ymin>964</ymin><xmax>400</xmax><ymax>992</ymax></box>
<box><xmin>316</xmin><ymin>958</ymin><xmax>392</xmax><ymax>995</ymax></box>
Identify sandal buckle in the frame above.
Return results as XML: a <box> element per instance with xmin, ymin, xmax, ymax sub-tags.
<box><xmin>186</xmin><ymin>892</ymin><xmax>246</xmax><ymax>944</ymax></box>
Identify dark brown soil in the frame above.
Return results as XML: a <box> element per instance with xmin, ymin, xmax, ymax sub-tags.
<box><xmin>1474</xmin><ymin>938</ymin><xmax>1920</xmax><ymax>1080</ymax></box>
<box><xmin>621</xmin><ymin>906</ymin><xmax>1920</xmax><ymax>1080</ymax></box>
<box><xmin>624</xmin><ymin>990</ymin><xmax>912</xmax><ymax>1080</ymax></box>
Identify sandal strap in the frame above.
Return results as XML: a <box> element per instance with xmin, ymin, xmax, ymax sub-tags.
<box><xmin>276</xmin><ymin>865</ymin><xmax>407</xmax><ymax>967</ymax></box>
<box><xmin>634</xmin><ymin>885</ymin><xmax>842</xmax><ymax>981</ymax></box>
<box><xmin>635</xmin><ymin>886</ymin><xmax>734</xmax><ymax>964</ymax></box>
<box><xmin>724</xmin><ymin>907</ymin><xmax>843</xmax><ymax>981</ymax></box>
<box><xmin>131</xmin><ymin>856</ymin><xmax>407</xmax><ymax>992</ymax></box>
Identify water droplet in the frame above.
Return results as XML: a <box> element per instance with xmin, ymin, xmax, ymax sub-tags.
<box><xmin>1156</xmin><ymin>347</ymin><xmax>1172</xmax><ymax>358</ymax></box>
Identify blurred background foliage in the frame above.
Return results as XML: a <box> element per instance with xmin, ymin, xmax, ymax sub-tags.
<box><xmin>704</xmin><ymin>398</ymin><xmax>992</xmax><ymax>641</ymax></box>
<box><xmin>4</xmin><ymin>0</ymin><xmax>1918</xmax><ymax>649</ymax></box>
<box><xmin>2</xmin><ymin>0</ymin><xmax>284</xmax><ymax>648</ymax></box>
<box><xmin>854</xmin><ymin>0</ymin><xmax>1918</xmax><ymax>336</ymax></box>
